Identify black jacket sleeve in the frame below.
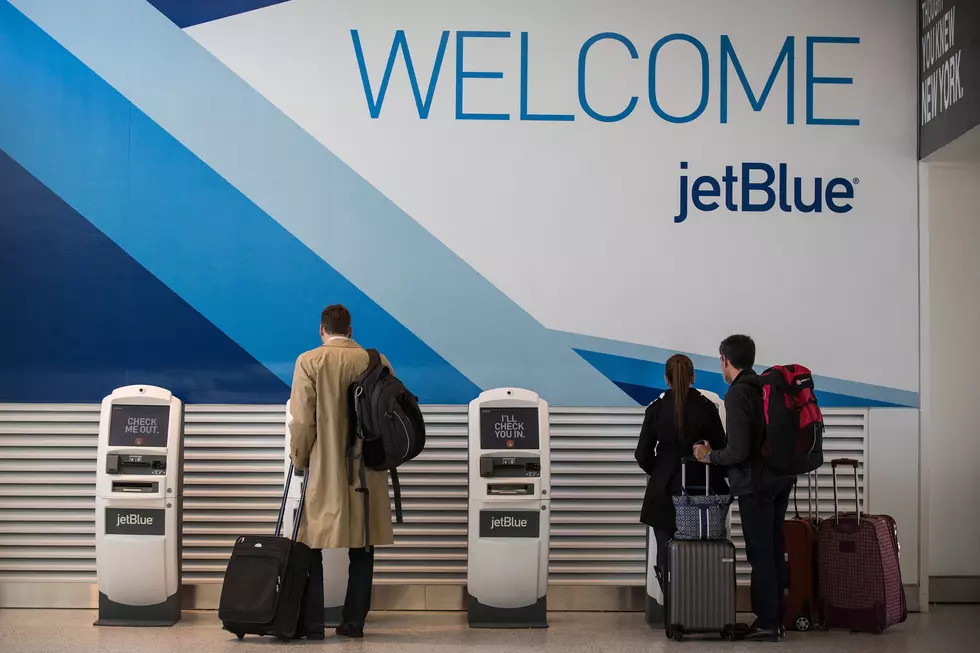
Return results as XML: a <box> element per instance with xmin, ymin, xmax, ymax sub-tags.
<box><xmin>635</xmin><ymin>403</ymin><xmax>660</xmax><ymax>476</ymax></box>
<box><xmin>709</xmin><ymin>388</ymin><xmax>751</xmax><ymax>466</ymax></box>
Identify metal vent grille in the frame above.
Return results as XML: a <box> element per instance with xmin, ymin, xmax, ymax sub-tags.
<box><xmin>0</xmin><ymin>404</ymin><xmax>865</xmax><ymax>587</ymax></box>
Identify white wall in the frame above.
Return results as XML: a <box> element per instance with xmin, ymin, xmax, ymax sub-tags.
<box><xmin>925</xmin><ymin>162</ymin><xmax>980</xmax><ymax>577</ymax></box>
<box><xmin>867</xmin><ymin>409</ymin><xmax>920</xmax><ymax>584</ymax></box>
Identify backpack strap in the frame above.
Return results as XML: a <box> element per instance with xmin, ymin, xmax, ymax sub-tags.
<box><xmin>390</xmin><ymin>469</ymin><xmax>404</xmax><ymax>524</ymax></box>
<box><xmin>366</xmin><ymin>348</ymin><xmax>382</xmax><ymax>370</ymax></box>
<box><xmin>355</xmin><ymin>451</ymin><xmax>371</xmax><ymax>551</ymax></box>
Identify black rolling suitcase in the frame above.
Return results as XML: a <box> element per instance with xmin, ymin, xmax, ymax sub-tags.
<box><xmin>664</xmin><ymin>461</ymin><xmax>737</xmax><ymax>642</ymax></box>
<box><xmin>219</xmin><ymin>463</ymin><xmax>313</xmax><ymax>641</ymax></box>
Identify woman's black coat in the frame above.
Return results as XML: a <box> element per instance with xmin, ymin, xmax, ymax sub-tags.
<box><xmin>634</xmin><ymin>389</ymin><xmax>730</xmax><ymax>532</ymax></box>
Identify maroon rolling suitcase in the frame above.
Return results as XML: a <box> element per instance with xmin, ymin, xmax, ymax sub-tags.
<box><xmin>817</xmin><ymin>459</ymin><xmax>906</xmax><ymax>634</ymax></box>
<box><xmin>784</xmin><ymin>471</ymin><xmax>821</xmax><ymax>632</ymax></box>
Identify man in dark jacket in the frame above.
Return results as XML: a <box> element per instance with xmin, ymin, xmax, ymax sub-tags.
<box><xmin>694</xmin><ymin>335</ymin><xmax>792</xmax><ymax>642</ymax></box>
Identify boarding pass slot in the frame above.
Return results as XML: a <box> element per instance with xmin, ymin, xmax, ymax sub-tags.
<box><xmin>487</xmin><ymin>483</ymin><xmax>534</xmax><ymax>496</ymax></box>
<box><xmin>111</xmin><ymin>481</ymin><xmax>158</xmax><ymax>493</ymax></box>
<box><xmin>480</xmin><ymin>455</ymin><xmax>541</xmax><ymax>478</ymax></box>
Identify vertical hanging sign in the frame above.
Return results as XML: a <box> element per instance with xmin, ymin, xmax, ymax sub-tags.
<box><xmin>919</xmin><ymin>0</ymin><xmax>980</xmax><ymax>158</ymax></box>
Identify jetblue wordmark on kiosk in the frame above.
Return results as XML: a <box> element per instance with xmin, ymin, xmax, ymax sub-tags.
<box><xmin>481</xmin><ymin>511</ymin><xmax>540</xmax><ymax>538</ymax></box>
<box><xmin>351</xmin><ymin>30</ymin><xmax>860</xmax><ymax>125</ymax></box>
<box><xmin>673</xmin><ymin>162</ymin><xmax>858</xmax><ymax>223</ymax></box>
<box><xmin>106</xmin><ymin>508</ymin><xmax>166</xmax><ymax>536</ymax></box>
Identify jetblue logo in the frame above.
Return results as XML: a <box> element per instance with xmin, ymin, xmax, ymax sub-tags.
<box><xmin>490</xmin><ymin>516</ymin><xmax>529</xmax><ymax>530</ymax></box>
<box><xmin>105</xmin><ymin>508</ymin><xmax>165</xmax><ymax>536</ymax></box>
<box><xmin>479</xmin><ymin>510</ymin><xmax>539</xmax><ymax>538</ymax></box>
<box><xmin>674</xmin><ymin>162</ymin><xmax>857</xmax><ymax>223</ymax></box>
<box><xmin>116</xmin><ymin>513</ymin><xmax>153</xmax><ymax>528</ymax></box>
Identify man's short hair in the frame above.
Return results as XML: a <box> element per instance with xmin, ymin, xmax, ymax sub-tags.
<box><xmin>321</xmin><ymin>304</ymin><xmax>352</xmax><ymax>335</ymax></box>
<box><xmin>719</xmin><ymin>334</ymin><xmax>756</xmax><ymax>370</ymax></box>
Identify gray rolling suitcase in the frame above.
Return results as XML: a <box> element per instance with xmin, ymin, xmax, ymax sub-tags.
<box><xmin>664</xmin><ymin>462</ymin><xmax>737</xmax><ymax>641</ymax></box>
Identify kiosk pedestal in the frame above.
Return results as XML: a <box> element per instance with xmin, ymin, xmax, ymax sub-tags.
<box><xmin>95</xmin><ymin>385</ymin><xmax>183</xmax><ymax>626</ymax></box>
<box><xmin>646</xmin><ymin>528</ymin><xmax>665</xmax><ymax>625</ymax></box>
<box><xmin>283</xmin><ymin>401</ymin><xmax>348</xmax><ymax>626</ymax></box>
<box><xmin>467</xmin><ymin>388</ymin><xmax>550</xmax><ymax>628</ymax></box>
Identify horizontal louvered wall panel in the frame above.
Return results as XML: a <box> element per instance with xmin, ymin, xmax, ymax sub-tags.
<box><xmin>0</xmin><ymin>404</ymin><xmax>865</xmax><ymax>587</ymax></box>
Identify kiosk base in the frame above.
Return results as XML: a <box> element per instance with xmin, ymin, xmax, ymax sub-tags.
<box><xmin>466</xmin><ymin>594</ymin><xmax>548</xmax><ymax>629</ymax></box>
<box><xmin>645</xmin><ymin>593</ymin><xmax>665</xmax><ymax>626</ymax></box>
<box><xmin>94</xmin><ymin>592</ymin><xmax>181</xmax><ymax>627</ymax></box>
<box><xmin>324</xmin><ymin>606</ymin><xmax>343</xmax><ymax>628</ymax></box>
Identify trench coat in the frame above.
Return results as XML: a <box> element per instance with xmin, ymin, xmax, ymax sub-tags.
<box><xmin>288</xmin><ymin>338</ymin><xmax>395</xmax><ymax>549</ymax></box>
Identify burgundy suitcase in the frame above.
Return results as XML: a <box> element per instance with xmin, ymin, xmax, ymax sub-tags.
<box><xmin>817</xmin><ymin>459</ymin><xmax>906</xmax><ymax>634</ymax></box>
<box><xmin>784</xmin><ymin>471</ymin><xmax>821</xmax><ymax>632</ymax></box>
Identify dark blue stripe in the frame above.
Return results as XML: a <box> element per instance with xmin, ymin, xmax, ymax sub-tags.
<box><xmin>576</xmin><ymin>348</ymin><xmax>910</xmax><ymax>408</ymax></box>
<box><xmin>146</xmin><ymin>0</ymin><xmax>292</xmax><ymax>28</ymax></box>
<box><xmin>0</xmin><ymin>148</ymin><xmax>290</xmax><ymax>404</ymax></box>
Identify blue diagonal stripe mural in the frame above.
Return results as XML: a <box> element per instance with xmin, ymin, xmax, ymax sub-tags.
<box><xmin>0</xmin><ymin>0</ymin><xmax>479</xmax><ymax>404</ymax></box>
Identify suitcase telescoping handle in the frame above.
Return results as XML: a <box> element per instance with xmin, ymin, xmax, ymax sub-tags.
<box><xmin>831</xmin><ymin>458</ymin><xmax>861</xmax><ymax>523</ymax></box>
<box><xmin>680</xmin><ymin>455</ymin><xmax>711</xmax><ymax>496</ymax></box>
<box><xmin>793</xmin><ymin>469</ymin><xmax>820</xmax><ymax>521</ymax></box>
<box><xmin>274</xmin><ymin>462</ymin><xmax>308</xmax><ymax>541</ymax></box>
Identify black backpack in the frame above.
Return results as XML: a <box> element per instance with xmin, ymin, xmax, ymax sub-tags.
<box><xmin>348</xmin><ymin>349</ymin><xmax>425</xmax><ymax>541</ymax></box>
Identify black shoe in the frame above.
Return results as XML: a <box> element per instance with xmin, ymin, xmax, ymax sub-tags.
<box><xmin>744</xmin><ymin>625</ymin><xmax>780</xmax><ymax>642</ymax></box>
<box><xmin>335</xmin><ymin>623</ymin><xmax>364</xmax><ymax>639</ymax></box>
<box><xmin>304</xmin><ymin>629</ymin><xmax>325</xmax><ymax>641</ymax></box>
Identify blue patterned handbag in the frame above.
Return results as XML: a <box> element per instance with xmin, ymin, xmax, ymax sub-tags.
<box><xmin>672</xmin><ymin>460</ymin><xmax>732</xmax><ymax>541</ymax></box>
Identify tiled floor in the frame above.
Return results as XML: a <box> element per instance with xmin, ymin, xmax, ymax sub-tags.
<box><xmin>1</xmin><ymin>607</ymin><xmax>977</xmax><ymax>652</ymax></box>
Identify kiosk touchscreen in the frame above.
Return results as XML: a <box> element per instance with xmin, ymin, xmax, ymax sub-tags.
<box><xmin>467</xmin><ymin>388</ymin><xmax>550</xmax><ymax>628</ymax></box>
<box><xmin>282</xmin><ymin>401</ymin><xmax>348</xmax><ymax>626</ymax></box>
<box><xmin>95</xmin><ymin>385</ymin><xmax>184</xmax><ymax>626</ymax></box>
<box><xmin>645</xmin><ymin>388</ymin><xmax>726</xmax><ymax>625</ymax></box>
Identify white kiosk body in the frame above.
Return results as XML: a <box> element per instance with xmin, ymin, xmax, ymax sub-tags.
<box><xmin>645</xmin><ymin>388</ymin><xmax>726</xmax><ymax>625</ymax></box>
<box><xmin>282</xmin><ymin>401</ymin><xmax>348</xmax><ymax>626</ymax></box>
<box><xmin>95</xmin><ymin>385</ymin><xmax>183</xmax><ymax>626</ymax></box>
<box><xmin>467</xmin><ymin>388</ymin><xmax>550</xmax><ymax>628</ymax></box>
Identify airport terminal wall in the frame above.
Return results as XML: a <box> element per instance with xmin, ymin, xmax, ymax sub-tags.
<box><xmin>0</xmin><ymin>0</ymin><xmax>931</xmax><ymax>608</ymax></box>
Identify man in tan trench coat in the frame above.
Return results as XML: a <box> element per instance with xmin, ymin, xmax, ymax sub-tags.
<box><xmin>288</xmin><ymin>304</ymin><xmax>395</xmax><ymax>638</ymax></box>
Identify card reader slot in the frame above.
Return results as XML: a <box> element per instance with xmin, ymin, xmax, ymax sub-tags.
<box><xmin>111</xmin><ymin>481</ymin><xmax>158</xmax><ymax>493</ymax></box>
<box><xmin>487</xmin><ymin>483</ymin><xmax>534</xmax><ymax>495</ymax></box>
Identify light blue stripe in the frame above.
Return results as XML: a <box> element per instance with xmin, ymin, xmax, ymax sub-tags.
<box><xmin>10</xmin><ymin>0</ymin><xmax>631</xmax><ymax>406</ymax></box>
<box><xmin>558</xmin><ymin>331</ymin><xmax>919</xmax><ymax>408</ymax></box>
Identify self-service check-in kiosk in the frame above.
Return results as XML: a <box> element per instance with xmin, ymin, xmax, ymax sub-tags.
<box><xmin>95</xmin><ymin>385</ymin><xmax>184</xmax><ymax>626</ymax></box>
<box><xmin>282</xmin><ymin>401</ymin><xmax>347</xmax><ymax>626</ymax></box>
<box><xmin>645</xmin><ymin>388</ymin><xmax>726</xmax><ymax>626</ymax></box>
<box><xmin>467</xmin><ymin>388</ymin><xmax>550</xmax><ymax>628</ymax></box>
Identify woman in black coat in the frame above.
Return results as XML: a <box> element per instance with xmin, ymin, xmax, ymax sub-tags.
<box><xmin>634</xmin><ymin>354</ymin><xmax>729</xmax><ymax>584</ymax></box>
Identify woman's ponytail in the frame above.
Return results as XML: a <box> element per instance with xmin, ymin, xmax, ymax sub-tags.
<box><xmin>665</xmin><ymin>354</ymin><xmax>694</xmax><ymax>438</ymax></box>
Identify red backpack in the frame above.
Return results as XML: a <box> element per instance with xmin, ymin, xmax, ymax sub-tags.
<box><xmin>760</xmin><ymin>365</ymin><xmax>824</xmax><ymax>475</ymax></box>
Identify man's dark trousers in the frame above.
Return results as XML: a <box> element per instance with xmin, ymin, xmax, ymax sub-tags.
<box><xmin>299</xmin><ymin>547</ymin><xmax>375</xmax><ymax>633</ymax></box>
<box><xmin>342</xmin><ymin>547</ymin><xmax>375</xmax><ymax>626</ymax></box>
<box><xmin>737</xmin><ymin>478</ymin><xmax>793</xmax><ymax>629</ymax></box>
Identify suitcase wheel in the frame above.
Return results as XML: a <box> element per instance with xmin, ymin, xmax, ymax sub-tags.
<box><xmin>234</xmin><ymin>633</ymin><xmax>244</xmax><ymax>640</ymax></box>
<box><xmin>795</xmin><ymin>616</ymin><xmax>811</xmax><ymax>632</ymax></box>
